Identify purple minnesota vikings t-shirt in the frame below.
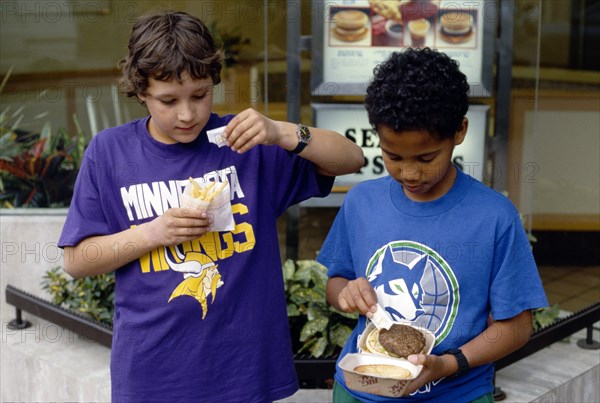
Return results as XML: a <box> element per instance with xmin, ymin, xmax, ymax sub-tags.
<box><xmin>59</xmin><ymin>114</ymin><xmax>333</xmax><ymax>402</ymax></box>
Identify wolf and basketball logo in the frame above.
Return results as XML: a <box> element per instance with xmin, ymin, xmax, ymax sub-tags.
<box><xmin>366</xmin><ymin>241</ymin><xmax>459</xmax><ymax>345</ymax></box>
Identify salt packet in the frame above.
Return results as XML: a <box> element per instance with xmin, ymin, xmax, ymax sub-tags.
<box><xmin>207</xmin><ymin>126</ymin><xmax>228</xmax><ymax>148</ymax></box>
<box><xmin>369</xmin><ymin>304</ymin><xmax>394</xmax><ymax>330</ymax></box>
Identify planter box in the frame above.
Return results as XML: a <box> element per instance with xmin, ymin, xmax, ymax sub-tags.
<box><xmin>1</xmin><ymin>209</ymin><xmax>68</xmax><ymax>323</ymax></box>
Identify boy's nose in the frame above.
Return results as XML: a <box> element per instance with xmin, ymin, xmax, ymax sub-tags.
<box><xmin>178</xmin><ymin>105</ymin><xmax>194</xmax><ymax>122</ymax></box>
<box><xmin>399</xmin><ymin>162</ymin><xmax>420</xmax><ymax>181</ymax></box>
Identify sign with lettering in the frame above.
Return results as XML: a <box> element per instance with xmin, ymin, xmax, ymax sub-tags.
<box><xmin>312</xmin><ymin>103</ymin><xmax>489</xmax><ymax>187</ymax></box>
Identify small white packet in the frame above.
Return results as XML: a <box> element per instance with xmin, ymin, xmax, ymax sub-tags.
<box><xmin>207</xmin><ymin>126</ymin><xmax>228</xmax><ymax>148</ymax></box>
<box><xmin>369</xmin><ymin>304</ymin><xmax>394</xmax><ymax>330</ymax></box>
<box><xmin>180</xmin><ymin>179</ymin><xmax>235</xmax><ymax>232</ymax></box>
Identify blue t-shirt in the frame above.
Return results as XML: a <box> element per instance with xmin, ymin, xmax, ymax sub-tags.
<box><xmin>317</xmin><ymin>168</ymin><xmax>548</xmax><ymax>402</ymax></box>
<box><xmin>59</xmin><ymin>114</ymin><xmax>334</xmax><ymax>403</ymax></box>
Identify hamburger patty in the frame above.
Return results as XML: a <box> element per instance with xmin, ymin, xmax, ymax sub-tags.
<box><xmin>378</xmin><ymin>324</ymin><xmax>425</xmax><ymax>358</ymax></box>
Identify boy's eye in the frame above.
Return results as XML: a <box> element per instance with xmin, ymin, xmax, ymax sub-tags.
<box><xmin>384</xmin><ymin>151</ymin><xmax>401</xmax><ymax>161</ymax></box>
<box><xmin>420</xmin><ymin>156</ymin><xmax>435</xmax><ymax>163</ymax></box>
<box><xmin>160</xmin><ymin>99</ymin><xmax>175</xmax><ymax>105</ymax></box>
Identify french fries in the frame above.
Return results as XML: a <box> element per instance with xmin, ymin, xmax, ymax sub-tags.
<box><xmin>189</xmin><ymin>177</ymin><xmax>228</xmax><ymax>203</ymax></box>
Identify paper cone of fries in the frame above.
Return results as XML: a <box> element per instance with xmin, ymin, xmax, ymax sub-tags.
<box><xmin>181</xmin><ymin>177</ymin><xmax>235</xmax><ymax>232</ymax></box>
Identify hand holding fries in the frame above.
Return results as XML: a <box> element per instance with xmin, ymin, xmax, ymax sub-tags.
<box><xmin>181</xmin><ymin>177</ymin><xmax>235</xmax><ymax>232</ymax></box>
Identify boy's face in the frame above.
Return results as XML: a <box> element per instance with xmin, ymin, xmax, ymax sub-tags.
<box><xmin>138</xmin><ymin>71</ymin><xmax>213</xmax><ymax>144</ymax></box>
<box><xmin>378</xmin><ymin>119</ymin><xmax>467</xmax><ymax>202</ymax></box>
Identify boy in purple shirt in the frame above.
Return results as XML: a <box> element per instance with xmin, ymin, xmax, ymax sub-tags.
<box><xmin>58</xmin><ymin>10</ymin><xmax>363</xmax><ymax>403</ymax></box>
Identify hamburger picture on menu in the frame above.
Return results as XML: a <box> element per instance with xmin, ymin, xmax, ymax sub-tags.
<box><xmin>438</xmin><ymin>10</ymin><xmax>476</xmax><ymax>45</ymax></box>
<box><xmin>330</xmin><ymin>8</ymin><xmax>371</xmax><ymax>45</ymax></box>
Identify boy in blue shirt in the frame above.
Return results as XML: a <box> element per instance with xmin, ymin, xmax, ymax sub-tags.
<box><xmin>318</xmin><ymin>48</ymin><xmax>548</xmax><ymax>402</ymax></box>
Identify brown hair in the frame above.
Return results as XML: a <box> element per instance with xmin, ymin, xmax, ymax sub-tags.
<box><xmin>118</xmin><ymin>10</ymin><xmax>224</xmax><ymax>97</ymax></box>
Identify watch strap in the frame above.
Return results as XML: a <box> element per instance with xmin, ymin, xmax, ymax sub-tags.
<box><xmin>290</xmin><ymin>140</ymin><xmax>308</xmax><ymax>154</ymax></box>
<box><xmin>443</xmin><ymin>348</ymin><xmax>470</xmax><ymax>379</ymax></box>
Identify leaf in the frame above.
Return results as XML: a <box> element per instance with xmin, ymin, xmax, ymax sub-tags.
<box><xmin>329</xmin><ymin>323</ymin><xmax>354</xmax><ymax>348</ymax></box>
<box><xmin>293</xmin><ymin>265</ymin><xmax>312</xmax><ymax>286</ymax></box>
<box><xmin>329</xmin><ymin>306</ymin><xmax>359</xmax><ymax>320</ymax></box>
<box><xmin>300</xmin><ymin>317</ymin><xmax>329</xmax><ymax>342</ymax></box>
<box><xmin>0</xmin><ymin>66</ymin><xmax>13</xmax><ymax>94</ymax></box>
<box><xmin>290</xmin><ymin>286</ymin><xmax>322</xmax><ymax>305</ymax></box>
<box><xmin>533</xmin><ymin>304</ymin><xmax>560</xmax><ymax>331</ymax></box>
<box><xmin>309</xmin><ymin>336</ymin><xmax>328</xmax><ymax>358</ymax></box>
<box><xmin>282</xmin><ymin>259</ymin><xmax>295</xmax><ymax>283</ymax></box>
<box><xmin>297</xmin><ymin>338</ymin><xmax>317</xmax><ymax>354</ymax></box>
<box><xmin>305</xmin><ymin>305</ymin><xmax>328</xmax><ymax>321</ymax></box>
<box><xmin>287</xmin><ymin>303</ymin><xmax>300</xmax><ymax>317</ymax></box>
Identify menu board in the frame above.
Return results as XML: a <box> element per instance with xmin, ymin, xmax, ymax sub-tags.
<box><xmin>311</xmin><ymin>0</ymin><xmax>494</xmax><ymax>97</ymax></box>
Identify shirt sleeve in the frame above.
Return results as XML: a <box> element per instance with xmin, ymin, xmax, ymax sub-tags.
<box><xmin>317</xmin><ymin>203</ymin><xmax>356</xmax><ymax>280</ymax></box>
<box><xmin>489</xmin><ymin>215</ymin><xmax>549</xmax><ymax>320</ymax></box>
<box><xmin>263</xmin><ymin>146</ymin><xmax>335</xmax><ymax>216</ymax></box>
<box><xmin>58</xmin><ymin>139</ymin><xmax>111</xmax><ymax>247</ymax></box>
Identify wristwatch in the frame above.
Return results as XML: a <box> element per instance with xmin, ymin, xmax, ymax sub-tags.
<box><xmin>443</xmin><ymin>348</ymin><xmax>470</xmax><ymax>379</ymax></box>
<box><xmin>290</xmin><ymin>124</ymin><xmax>312</xmax><ymax>154</ymax></box>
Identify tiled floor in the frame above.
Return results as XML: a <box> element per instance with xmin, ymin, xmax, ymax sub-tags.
<box><xmin>538</xmin><ymin>265</ymin><xmax>600</xmax><ymax>312</ymax></box>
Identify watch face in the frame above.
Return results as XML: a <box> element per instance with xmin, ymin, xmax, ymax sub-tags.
<box><xmin>298</xmin><ymin>125</ymin><xmax>311</xmax><ymax>142</ymax></box>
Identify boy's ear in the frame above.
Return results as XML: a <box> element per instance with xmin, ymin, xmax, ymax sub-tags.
<box><xmin>137</xmin><ymin>94</ymin><xmax>146</xmax><ymax>104</ymax></box>
<box><xmin>454</xmin><ymin>117</ymin><xmax>468</xmax><ymax>146</ymax></box>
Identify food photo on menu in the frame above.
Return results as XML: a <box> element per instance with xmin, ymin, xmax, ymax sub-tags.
<box><xmin>436</xmin><ymin>9</ymin><xmax>477</xmax><ymax>48</ymax></box>
<box><xmin>369</xmin><ymin>0</ymin><xmax>440</xmax><ymax>47</ymax></box>
<box><xmin>342</xmin><ymin>0</ymin><xmax>479</xmax><ymax>49</ymax></box>
<box><xmin>329</xmin><ymin>7</ymin><xmax>372</xmax><ymax>46</ymax></box>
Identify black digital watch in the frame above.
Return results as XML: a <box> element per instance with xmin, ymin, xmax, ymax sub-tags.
<box><xmin>443</xmin><ymin>348</ymin><xmax>470</xmax><ymax>379</ymax></box>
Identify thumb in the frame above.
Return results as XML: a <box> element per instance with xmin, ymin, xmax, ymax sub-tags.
<box><xmin>408</xmin><ymin>354</ymin><xmax>426</xmax><ymax>366</ymax></box>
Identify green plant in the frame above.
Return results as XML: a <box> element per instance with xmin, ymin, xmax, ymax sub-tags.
<box><xmin>41</xmin><ymin>260</ymin><xmax>357</xmax><ymax>358</ymax></box>
<box><xmin>532</xmin><ymin>304</ymin><xmax>561</xmax><ymax>332</ymax></box>
<box><xmin>0</xmin><ymin>67</ymin><xmax>87</xmax><ymax>208</ymax></box>
<box><xmin>41</xmin><ymin>259</ymin><xmax>560</xmax><ymax>355</ymax></box>
<box><xmin>41</xmin><ymin>266</ymin><xmax>115</xmax><ymax>325</ymax></box>
<box><xmin>283</xmin><ymin>259</ymin><xmax>357</xmax><ymax>358</ymax></box>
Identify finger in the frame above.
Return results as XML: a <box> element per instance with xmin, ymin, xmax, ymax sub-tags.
<box><xmin>408</xmin><ymin>354</ymin><xmax>426</xmax><ymax>366</ymax></box>
<box><xmin>176</xmin><ymin>208</ymin><xmax>208</xmax><ymax>219</ymax></box>
<box><xmin>225</xmin><ymin>110</ymin><xmax>254</xmax><ymax>140</ymax></box>
<box><xmin>169</xmin><ymin>224</ymin><xmax>211</xmax><ymax>242</ymax></box>
<box><xmin>223</xmin><ymin>110</ymin><xmax>248</xmax><ymax>137</ymax></box>
<box><xmin>348</xmin><ymin>287</ymin><xmax>373</xmax><ymax>315</ymax></box>
<box><xmin>357</xmin><ymin>280</ymin><xmax>378</xmax><ymax>308</ymax></box>
<box><xmin>230</xmin><ymin>125</ymin><xmax>261</xmax><ymax>152</ymax></box>
<box><xmin>338</xmin><ymin>296</ymin><xmax>353</xmax><ymax>313</ymax></box>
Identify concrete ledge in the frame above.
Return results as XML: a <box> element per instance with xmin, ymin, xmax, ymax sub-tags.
<box><xmin>2</xmin><ymin>311</ymin><xmax>598</xmax><ymax>402</ymax></box>
<box><xmin>1</xmin><ymin>315</ymin><xmax>111</xmax><ymax>402</ymax></box>
<box><xmin>495</xmin><ymin>324</ymin><xmax>600</xmax><ymax>403</ymax></box>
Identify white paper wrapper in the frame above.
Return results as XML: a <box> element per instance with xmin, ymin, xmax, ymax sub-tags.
<box><xmin>181</xmin><ymin>180</ymin><xmax>235</xmax><ymax>232</ymax></box>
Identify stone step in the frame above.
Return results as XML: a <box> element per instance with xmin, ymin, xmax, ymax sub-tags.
<box><xmin>2</xmin><ymin>313</ymin><xmax>598</xmax><ymax>402</ymax></box>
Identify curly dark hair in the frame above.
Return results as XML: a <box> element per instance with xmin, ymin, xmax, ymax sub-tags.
<box><xmin>118</xmin><ymin>10</ymin><xmax>225</xmax><ymax>97</ymax></box>
<box><xmin>365</xmin><ymin>48</ymin><xmax>470</xmax><ymax>139</ymax></box>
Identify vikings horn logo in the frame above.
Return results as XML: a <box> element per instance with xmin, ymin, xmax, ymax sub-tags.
<box><xmin>165</xmin><ymin>245</ymin><xmax>223</xmax><ymax>319</ymax></box>
<box><xmin>367</xmin><ymin>245</ymin><xmax>427</xmax><ymax>321</ymax></box>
